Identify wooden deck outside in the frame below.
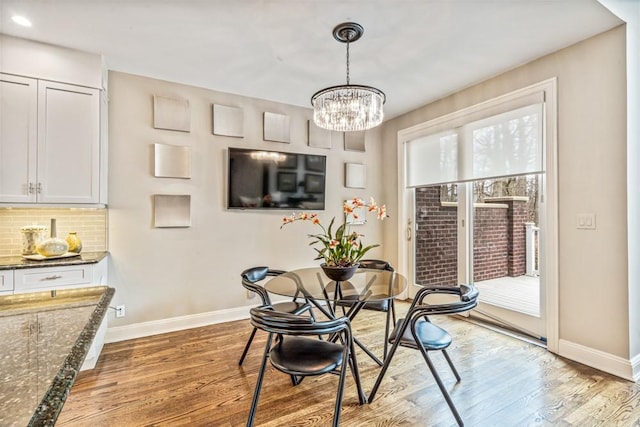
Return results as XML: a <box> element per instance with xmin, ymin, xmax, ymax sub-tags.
<box><xmin>474</xmin><ymin>274</ymin><xmax>540</xmax><ymax>317</ymax></box>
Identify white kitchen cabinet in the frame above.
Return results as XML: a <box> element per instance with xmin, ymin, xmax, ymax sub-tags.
<box><xmin>10</xmin><ymin>257</ymin><xmax>109</xmax><ymax>370</ymax></box>
<box><xmin>14</xmin><ymin>264</ymin><xmax>93</xmax><ymax>293</ymax></box>
<box><xmin>0</xmin><ymin>270</ymin><xmax>14</xmax><ymax>294</ymax></box>
<box><xmin>0</xmin><ymin>74</ymin><xmax>38</xmax><ymax>203</ymax></box>
<box><xmin>0</xmin><ymin>73</ymin><xmax>101</xmax><ymax>205</ymax></box>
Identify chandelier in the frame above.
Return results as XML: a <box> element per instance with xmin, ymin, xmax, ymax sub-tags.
<box><xmin>311</xmin><ymin>22</ymin><xmax>386</xmax><ymax>132</ymax></box>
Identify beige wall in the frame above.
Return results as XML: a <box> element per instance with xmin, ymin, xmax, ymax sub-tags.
<box><xmin>107</xmin><ymin>71</ymin><xmax>385</xmax><ymax>326</ymax></box>
<box><xmin>380</xmin><ymin>26</ymin><xmax>629</xmax><ymax>358</ymax></box>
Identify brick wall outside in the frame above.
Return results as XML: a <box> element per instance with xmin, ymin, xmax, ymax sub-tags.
<box><xmin>473</xmin><ymin>203</ymin><xmax>509</xmax><ymax>281</ymax></box>
<box><xmin>415</xmin><ymin>187</ymin><xmax>458</xmax><ymax>286</ymax></box>
<box><xmin>415</xmin><ymin>187</ymin><xmax>529</xmax><ymax>285</ymax></box>
<box><xmin>504</xmin><ymin>198</ymin><xmax>528</xmax><ymax>276</ymax></box>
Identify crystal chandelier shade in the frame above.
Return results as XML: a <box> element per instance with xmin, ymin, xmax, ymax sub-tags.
<box><xmin>311</xmin><ymin>23</ymin><xmax>386</xmax><ymax>132</ymax></box>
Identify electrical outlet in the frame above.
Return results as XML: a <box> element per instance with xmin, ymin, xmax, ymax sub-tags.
<box><xmin>115</xmin><ymin>305</ymin><xmax>126</xmax><ymax>318</ymax></box>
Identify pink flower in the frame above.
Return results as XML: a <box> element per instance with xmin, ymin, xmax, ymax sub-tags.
<box><xmin>377</xmin><ymin>205</ymin><xmax>388</xmax><ymax>220</ymax></box>
<box><xmin>282</xmin><ymin>215</ymin><xmax>295</xmax><ymax>224</ymax></box>
<box><xmin>279</xmin><ymin>196</ymin><xmax>388</xmax><ymax>266</ymax></box>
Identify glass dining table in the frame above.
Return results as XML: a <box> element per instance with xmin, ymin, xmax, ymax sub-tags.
<box><xmin>264</xmin><ymin>267</ymin><xmax>407</xmax><ymax>366</ymax></box>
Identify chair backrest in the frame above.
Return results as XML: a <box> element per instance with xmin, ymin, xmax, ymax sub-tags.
<box><xmin>412</xmin><ymin>284</ymin><xmax>479</xmax><ymax>317</ymax></box>
<box><xmin>241</xmin><ymin>267</ymin><xmax>285</xmax><ymax>305</ymax></box>
<box><xmin>359</xmin><ymin>259</ymin><xmax>394</xmax><ymax>272</ymax></box>
<box><xmin>250</xmin><ymin>305</ymin><xmax>351</xmax><ymax>338</ymax></box>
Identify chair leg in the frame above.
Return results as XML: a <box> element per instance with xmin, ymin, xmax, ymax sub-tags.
<box><xmin>238</xmin><ymin>327</ymin><xmax>258</xmax><ymax>366</ymax></box>
<box><xmin>368</xmin><ymin>336</ymin><xmax>403</xmax><ymax>403</ymax></box>
<box><xmin>390</xmin><ymin>299</ymin><xmax>397</xmax><ymax>325</ymax></box>
<box><xmin>246</xmin><ymin>333</ymin><xmax>273</xmax><ymax>427</ymax></box>
<box><xmin>442</xmin><ymin>349</ymin><xmax>461</xmax><ymax>382</ymax></box>
<box><xmin>418</xmin><ymin>346</ymin><xmax>464</xmax><ymax>427</ymax></box>
<box><xmin>290</xmin><ymin>375</ymin><xmax>305</xmax><ymax>386</ymax></box>
<box><xmin>348</xmin><ymin>341</ymin><xmax>367</xmax><ymax>404</ymax></box>
<box><xmin>383</xmin><ymin>306</ymin><xmax>392</xmax><ymax>360</ymax></box>
<box><xmin>382</xmin><ymin>304</ymin><xmax>396</xmax><ymax>360</ymax></box>
<box><xmin>332</xmin><ymin>345</ymin><xmax>350</xmax><ymax>427</ymax></box>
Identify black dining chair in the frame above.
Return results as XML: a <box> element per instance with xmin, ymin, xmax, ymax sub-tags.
<box><xmin>334</xmin><ymin>259</ymin><xmax>397</xmax><ymax>360</ymax></box>
<box><xmin>238</xmin><ymin>266</ymin><xmax>314</xmax><ymax>366</ymax></box>
<box><xmin>246</xmin><ymin>305</ymin><xmax>366</xmax><ymax>427</ymax></box>
<box><xmin>368</xmin><ymin>283</ymin><xmax>479</xmax><ymax>427</ymax></box>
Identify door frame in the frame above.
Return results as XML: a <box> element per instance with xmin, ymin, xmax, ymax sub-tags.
<box><xmin>396</xmin><ymin>78</ymin><xmax>559</xmax><ymax>353</ymax></box>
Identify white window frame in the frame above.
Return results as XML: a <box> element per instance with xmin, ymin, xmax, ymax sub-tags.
<box><xmin>396</xmin><ymin>78</ymin><xmax>559</xmax><ymax>352</ymax></box>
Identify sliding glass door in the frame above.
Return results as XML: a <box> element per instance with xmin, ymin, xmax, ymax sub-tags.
<box><xmin>400</xmin><ymin>80</ymin><xmax>558</xmax><ymax>345</ymax></box>
<box><xmin>410</xmin><ymin>175</ymin><xmax>545</xmax><ymax>340</ymax></box>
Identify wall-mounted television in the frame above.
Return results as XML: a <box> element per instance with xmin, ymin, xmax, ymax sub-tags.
<box><xmin>227</xmin><ymin>147</ymin><xmax>326</xmax><ymax>210</ymax></box>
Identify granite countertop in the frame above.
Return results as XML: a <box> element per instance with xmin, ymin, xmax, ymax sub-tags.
<box><xmin>0</xmin><ymin>286</ymin><xmax>115</xmax><ymax>426</ymax></box>
<box><xmin>0</xmin><ymin>251</ymin><xmax>109</xmax><ymax>270</ymax></box>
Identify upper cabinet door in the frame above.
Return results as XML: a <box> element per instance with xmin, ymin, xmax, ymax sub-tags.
<box><xmin>37</xmin><ymin>81</ymin><xmax>100</xmax><ymax>204</ymax></box>
<box><xmin>0</xmin><ymin>74</ymin><xmax>38</xmax><ymax>203</ymax></box>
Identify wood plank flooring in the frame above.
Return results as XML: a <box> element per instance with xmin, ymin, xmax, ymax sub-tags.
<box><xmin>57</xmin><ymin>301</ymin><xmax>640</xmax><ymax>426</ymax></box>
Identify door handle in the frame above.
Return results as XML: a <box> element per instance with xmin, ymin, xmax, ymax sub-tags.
<box><xmin>406</xmin><ymin>219</ymin><xmax>412</xmax><ymax>241</ymax></box>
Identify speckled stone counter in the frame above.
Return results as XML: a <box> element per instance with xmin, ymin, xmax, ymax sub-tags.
<box><xmin>0</xmin><ymin>251</ymin><xmax>108</xmax><ymax>270</ymax></box>
<box><xmin>0</xmin><ymin>286</ymin><xmax>114</xmax><ymax>426</ymax></box>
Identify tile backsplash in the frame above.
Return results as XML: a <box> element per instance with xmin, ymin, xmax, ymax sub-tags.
<box><xmin>0</xmin><ymin>208</ymin><xmax>107</xmax><ymax>256</ymax></box>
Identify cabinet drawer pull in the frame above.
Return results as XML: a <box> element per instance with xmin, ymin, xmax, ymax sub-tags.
<box><xmin>42</xmin><ymin>274</ymin><xmax>63</xmax><ymax>281</ymax></box>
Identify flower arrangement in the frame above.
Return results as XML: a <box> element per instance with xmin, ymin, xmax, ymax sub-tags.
<box><xmin>281</xmin><ymin>197</ymin><xmax>388</xmax><ymax>267</ymax></box>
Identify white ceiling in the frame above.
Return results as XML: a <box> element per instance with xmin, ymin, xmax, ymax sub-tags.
<box><xmin>0</xmin><ymin>1</ymin><xmax>622</xmax><ymax>120</ymax></box>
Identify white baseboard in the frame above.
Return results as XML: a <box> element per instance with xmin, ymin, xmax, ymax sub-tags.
<box><xmin>105</xmin><ymin>305</ymin><xmax>253</xmax><ymax>343</ymax></box>
<box><xmin>631</xmin><ymin>353</ymin><xmax>640</xmax><ymax>382</ymax></box>
<box><xmin>559</xmin><ymin>339</ymin><xmax>635</xmax><ymax>381</ymax></box>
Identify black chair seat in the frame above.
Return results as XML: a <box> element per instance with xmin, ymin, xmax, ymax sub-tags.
<box><xmin>389</xmin><ymin>318</ymin><xmax>452</xmax><ymax>351</ymax></box>
<box><xmin>270</xmin><ymin>337</ymin><xmax>344</xmax><ymax>375</ymax></box>
<box><xmin>273</xmin><ymin>301</ymin><xmax>311</xmax><ymax>315</ymax></box>
<box><xmin>247</xmin><ymin>306</ymin><xmax>366</xmax><ymax>427</ymax></box>
<box><xmin>335</xmin><ymin>294</ymin><xmax>390</xmax><ymax>312</ymax></box>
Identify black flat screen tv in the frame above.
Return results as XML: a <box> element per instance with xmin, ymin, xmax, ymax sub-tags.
<box><xmin>227</xmin><ymin>147</ymin><xmax>326</xmax><ymax>210</ymax></box>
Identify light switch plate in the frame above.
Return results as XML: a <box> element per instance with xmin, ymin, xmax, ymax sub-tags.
<box><xmin>576</xmin><ymin>213</ymin><xmax>596</xmax><ymax>229</ymax></box>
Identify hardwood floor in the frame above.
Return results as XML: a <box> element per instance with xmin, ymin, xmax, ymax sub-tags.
<box><xmin>58</xmin><ymin>301</ymin><xmax>640</xmax><ymax>426</ymax></box>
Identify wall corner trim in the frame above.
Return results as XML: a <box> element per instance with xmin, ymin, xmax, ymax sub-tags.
<box><xmin>559</xmin><ymin>339</ymin><xmax>635</xmax><ymax>381</ymax></box>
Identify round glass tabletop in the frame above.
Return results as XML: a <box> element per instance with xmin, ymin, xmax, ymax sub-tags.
<box><xmin>264</xmin><ymin>267</ymin><xmax>407</xmax><ymax>302</ymax></box>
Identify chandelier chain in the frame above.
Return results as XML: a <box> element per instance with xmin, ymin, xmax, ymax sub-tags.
<box><xmin>346</xmin><ymin>40</ymin><xmax>350</xmax><ymax>85</ymax></box>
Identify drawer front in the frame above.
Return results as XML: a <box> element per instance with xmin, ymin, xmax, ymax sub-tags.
<box><xmin>14</xmin><ymin>265</ymin><xmax>93</xmax><ymax>292</ymax></box>
<box><xmin>0</xmin><ymin>270</ymin><xmax>14</xmax><ymax>294</ymax></box>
